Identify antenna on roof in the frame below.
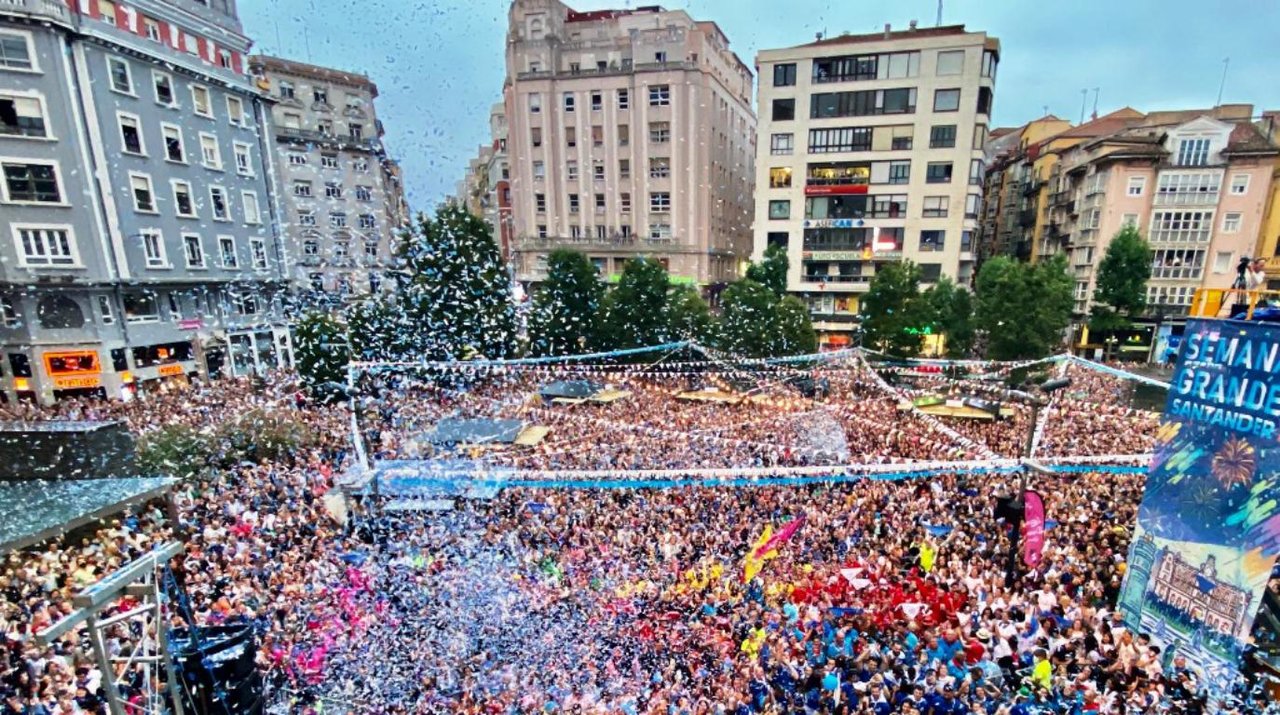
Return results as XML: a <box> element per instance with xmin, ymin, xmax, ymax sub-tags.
<box><xmin>1216</xmin><ymin>57</ymin><xmax>1230</xmax><ymax>107</ymax></box>
<box><xmin>937</xmin><ymin>0</ymin><xmax>943</xmax><ymax>26</ymax></box>
<box><xmin>1079</xmin><ymin>89</ymin><xmax>1088</xmax><ymax>125</ymax></box>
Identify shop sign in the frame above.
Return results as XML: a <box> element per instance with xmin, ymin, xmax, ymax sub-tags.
<box><xmin>178</xmin><ymin>319</ymin><xmax>203</xmax><ymax>330</ymax></box>
<box><xmin>53</xmin><ymin>375</ymin><xmax>102</xmax><ymax>389</ymax></box>
<box><xmin>157</xmin><ymin>364</ymin><xmax>185</xmax><ymax>377</ymax></box>
<box><xmin>803</xmin><ymin>251</ymin><xmax>866</xmax><ymax>261</ymax></box>
<box><xmin>804</xmin><ymin>184</ymin><xmax>869</xmax><ymax>196</ymax></box>
<box><xmin>803</xmin><ymin>219</ymin><xmax>864</xmax><ymax>229</ymax></box>
<box><xmin>44</xmin><ymin>350</ymin><xmax>101</xmax><ymax>377</ymax></box>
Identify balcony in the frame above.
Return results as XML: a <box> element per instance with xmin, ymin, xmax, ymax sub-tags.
<box><xmin>801</xmin><ymin>275</ymin><xmax>872</xmax><ymax>286</ymax></box>
<box><xmin>274</xmin><ymin>126</ymin><xmax>382</xmax><ymax>153</ymax></box>
<box><xmin>516</xmin><ymin>235</ymin><xmax>675</xmax><ymax>251</ymax></box>
<box><xmin>0</xmin><ymin>0</ymin><xmax>72</xmax><ymax>24</ymax></box>
<box><xmin>1018</xmin><ymin>208</ymin><xmax>1038</xmax><ymax>227</ymax></box>
<box><xmin>1022</xmin><ymin>179</ymin><xmax>1044</xmax><ymax>196</ymax></box>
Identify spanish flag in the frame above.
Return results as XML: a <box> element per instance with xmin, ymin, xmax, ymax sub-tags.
<box><xmin>743</xmin><ymin>514</ymin><xmax>807</xmax><ymax>582</ymax></box>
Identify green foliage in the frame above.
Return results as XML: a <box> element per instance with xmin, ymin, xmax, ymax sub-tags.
<box><xmin>136</xmin><ymin>424</ymin><xmax>216</xmax><ymax>480</ymax></box>
<box><xmin>745</xmin><ymin>244</ymin><xmax>789</xmax><ymax>297</ymax></box>
<box><xmin>1090</xmin><ymin>224</ymin><xmax>1152</xmax><ymax>331</ymax></box>
<box><xmin>666</xmin><ymin>285</ymin><xmax>714</xmax><ymax>343</ymax></box>
<box><xmin>528</xmin><ymin>249</ymin><xmax>605</xmax><ymax>356</ymax></box>
<box><xmin>598</xmin><ymin>257</ymin><xmax>672</xmax><ymax>349</ymax></box>
<box><xmin>715</xmin><ymin>279</ymin><xmax>817</xmax><ymax>357</ymax></box>
<box><xmin>136</xmin><ymin>409</ymin><xmax>316</xmax><ymax>479</ymax></box>
<box><xmin>922</xmin><ymin>275</ymin><xmax>975</xmax><ymax>357</ymax></box>
<box><xmin>861</xmin><ymin>261</ymin><xmax>933</xmax><ymax>357</ymax></box>
<box><xmin>293</xmin><ymin>312</ymin><xmax>350</xmax><ymax>402</ymax></box>
<box><xmin>975</xmin><ymin>255</ymin><xmax>1074</xmax><ymax>360</ymax></box>
<box><xmin>351</xmin><ymin>204</ymin><xmax>516</xmax><ymax>361</ymax></box>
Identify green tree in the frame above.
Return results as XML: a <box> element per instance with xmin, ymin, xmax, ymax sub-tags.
<box><xmin>293</xmin><ymin>312</ymin><xmax>351</xmax><ymax>402</ymax></box>
<box><xmin>368</xmin><ymin>203</ymin><xmax>516</xmax><ymax>360</ymax></box>
<box><xmin>1090</xmin><ymin>224</ymin><xmax>1152</xmax><ymax>331</ymax></box>
<box><xmin>923</xmin><ymin>275</ymin><xmax>975</xmax><ymax>357</ymax></box>
<box><xmin>137</xmin><ymin>424</ymin><xmax>215</xmax><ymax>480</ymax></box>
<box><xmin>527</xmin><ymin>249</ymin><xmax>605</xmax><ymax>356</ymax></box>
<box><xmin>745</xmin><ymin>244</ymin><xmax>789</xmax><ymax>297</ymax></box>
<box><xmin>666</xmin><ymin>285</ymin><xmax>715</xmax><ymax>343</ymax></box>
<box><xmin>715</xmin><ymin>280</ymin><xmax>817</xmax><ymax>357</ymax></box>
<box><xmin>861</xmin><ymin>261</ymin><xmax>932</xmax><ymax>357</ymax></box>
<box><xmin>346</xmin><ymin>295</ymin><xmax>405</xmax><ymax>362</ymax></box>
<box><xmin>975</xmin><ymin>255</ymin><xmax>1073</xmax><ymax>359</ymax></box>
<box><xmin>598</xmin><ymin>257</ymin><xmax>672</xmax><ymax>349</ymax></box>
<box><xmin>777</xmin><ymin>295</ymin><xmax>819</xmax><ymax>355</ymax></box>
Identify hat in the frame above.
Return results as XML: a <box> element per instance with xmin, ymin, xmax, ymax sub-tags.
<box><xmin>976</xmin><ymin>628</ymin><xmax>992</xmax><ymax>642</ymax></box>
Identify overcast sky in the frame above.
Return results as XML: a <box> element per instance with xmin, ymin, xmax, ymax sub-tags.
<box><xmin>239</xmin><ymin>0</ymin><xmax>1280</xmax><ymax>211</ymax></box>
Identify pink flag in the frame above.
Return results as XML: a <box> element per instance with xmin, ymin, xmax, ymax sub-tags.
<box><xmin>753</xmin><ymin>514</ymin><xmax>806</xmax><ymax>560</ymax></box>
<box><xmin>1023</xmin><ymin>490</ymin><xmax>1046</xmax><ymax>568</ymax></box>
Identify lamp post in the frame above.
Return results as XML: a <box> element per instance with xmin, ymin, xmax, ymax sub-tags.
<box><xmin>1005</xmin><ymin>376</ymin><xmax>1072</xmax><ymax>587</ymax></box>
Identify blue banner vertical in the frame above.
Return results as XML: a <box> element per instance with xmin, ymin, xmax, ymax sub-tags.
<box><xmin>1118</xmin><ymin>319</ymin><xmax>1280</xmax><ymax>704</ymax></box>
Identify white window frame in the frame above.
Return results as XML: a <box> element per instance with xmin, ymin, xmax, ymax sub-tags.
<box><xmin>208</xmin><ymin>185</ymin><xmax>231</xmax><ymax>222</ymax></box>
<box><xmin>0</xmin><ymin>157</ymin><xmax>66</xmax><ymax>205</ymax></box>
<box><xmin>143</xmin><ymin>18</ymin><xmax>161</xmax><ymax>43</ymax></box>
<box><xmin>649</xmin><ymin>192</ymin><xmax>671</xmax><ymax>213</ymax></box>
<box><xmin>355</xmin><ymin>185</ymin><xmax>372</xmax><ymax>201</ymax></box>
<box><xmin>0</xmin><ymin>29</ymin><xmax>39</xmax><ymax>73</ymax></box>
<box><xmin>1230</xmin><ymin>174</ymin><xmax>1250</xmax><ymax>195</ymax></box>
<box><xmin>190</xmin><ymin>84</ymin><xmax>213</xmax><ymax>118</ymax></box>
<box><xmin>249</xmin><ymin>237</ymin><xmax>268</xmax><ymax>270</ymax></box>
<box><xmin>648</xmin><ymin>84</ymin><xmax>671</xmax><ymax>106</ymax></box>
<box><xmin>618</xmin><ymin>89</ymin><xmax>629</xmax><ymax>110</ymax></box>
<box><xmin>1222</xmin><ymin>212</ymin><xmax>1242</xmax><ymax>233</ymax></box>
<box><xmin>232</xmin><ymin>141</ymin><xmax>253</xmax><ymax>176</ymax></box>
<box><xmin>287</xmin><ymin>152</ymin><xmax>308</xmax><ymax>166</ymax></box>
<box><xmin>152</xmin><ymin>70</ymin><xmax>177</xmax><ymax>107</ymax></box>
<box><xmin>0</xmin><ymin>89</ymin><xmax>51</xmax><ymax>140</ymax></box>
<box><xmin>106</xmin><ymin>56</ymin><xmax>134</xmax><ymax>95</ymax></box>
<box><xmin>181</xmin><ymin>232</ymin><xmax>206</xmax><ymax>269</ymax></box>
<box><xmin>117</xmin><ymin>111</ymin><xmax>146</xmax><ymax>156</ymax></box>
<box><xmin>171</xmin><ymin>179</ymin><xmax>196</xmax><ymax>218</ymax></box>
<box><xmin>528</xmin><ymin>92</ymin><xmax>541</xmax><ymax>113</ymax></box>
<box><xmin>11</xmin><ymin>223</ymin><xmax>81</xmax><ymax>268</ymax></box>
<box><xmin>97</xmin><ymin>295</ymin><xmax>115</xmax><ymax>324</ymax></box>
<box><xmin>139</xmin><ymin>228</ymin><xmax>167</xmax><ymax>269</ymax></box>
<box><xmin>1126</xmin><ymin>176</ymin><xmax>1146</xmax><ymax>197</ymax></box>
<box><xmin>160</xmin><ymin>122</ymin><xmax>186</xmax><ymax>163</ymax></box>
<box><xmin>241</xmin><ymin>190</ymin><xmax>261</xmax><ymax>225</ymax></box>
<box><xmin>226</xmin><ymin>95</ymin><xmax>245</xmax><ymax>126</ymax></box>
<box><xmin>218</xmin><ymin>235</ymin><xmax>238</xmax><ymax>268</ymax></box>
<box><xmin>128</xmin><ymin>171</ymin><xmax>157</xmax><ymax>213</ymax></box>
<box><xmin>293</xmin><ymin>180</ymin><xmax>312</xmax><ymax>197</ymax></box>
<box><xmin>198</xmin><ymin>132</ymin><xmax>221</xmax><ymax>169</ymax></box>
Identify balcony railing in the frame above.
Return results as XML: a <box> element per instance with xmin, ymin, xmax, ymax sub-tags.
<box><xmin>0</xmin><ymin>0</ymin><xmax>71</xmax><ymax>24</ymax></box>
<box><xmin>516</xmin><ymin>235</ymin><xmax>674</xmax><ymax>250</ymax></box>
<box><xmin>802</xmin><ymin>275</ymin><xmax>871</xmax><ymax>285</ymax></box>
<box><xmin>1018</xmin><ymin>208</ymin><xmax>1038</xmax><ymax>227</ymax></box>
<box><xmin>275</xmin><ymin>126</ymin><xmax>381</xmax><ymax>152</ymax></box>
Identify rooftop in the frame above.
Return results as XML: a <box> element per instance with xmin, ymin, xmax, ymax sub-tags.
<box><xmin>801</xmin><ymin>24</ymin><xmax>978</xmax><ymax>48</ymax></box>
<box><xmin>249</xmin><ymin>55</ymin><xmax>379</xmax><ymax>96</ymax></box>
<box><xmin>0</xmin><ymin>477</ymin><xmax>176</xmax><ymax>554</ymax></box>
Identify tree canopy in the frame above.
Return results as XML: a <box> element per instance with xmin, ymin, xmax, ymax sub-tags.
<box><xmin>528</xmin><ymin>249</ymin><xmax>605</xmax><ymax>356</ymax></box>
<box><xmin>745</xmin><ymin>244</ymin><xmax>789</xmax><ymax>297</ymax></box>
<box><xmin>1090</xmin><ymin>224</ymin><xmax>1151</xmax><ymax>331</ymax></box>
<box><xmin>861</xmin><ymin>261</ymin><xmax>933</xmax><ymax>357</ymax></box>
<box><xmin>975</xmin><ymin>255</ymin><xmax>1074</xmax><ymax>360</ymax></box>
<box><xmin>597</xmin><ymin>257</ymin><xmax>673</xmax><ymax>349</ymax></box>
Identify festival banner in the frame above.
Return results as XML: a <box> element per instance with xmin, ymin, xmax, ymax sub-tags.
<box><xmin>1117</xmin><ymin>318</ymin><xmax>1280</xmax><ymax>706</ymax></box>
<box><xmin>1022</xmin><ymin>490</ymin><xmax>1046</xmax><ymax>568</ymax></box>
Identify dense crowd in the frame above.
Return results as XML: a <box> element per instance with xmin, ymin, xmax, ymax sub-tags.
<box><xmin>0</xmin><ymin>360</ymin><xmax>1270</xmax><ymax>715</ymax></box>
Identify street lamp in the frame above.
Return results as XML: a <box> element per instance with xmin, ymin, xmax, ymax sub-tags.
<box><xmin>1005</xmin><ymin>376</ymin><xmax>1072</xmax><ymax>586</ymax></box>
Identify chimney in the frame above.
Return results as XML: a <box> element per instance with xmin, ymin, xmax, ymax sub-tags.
<box><xmin>908</xmin><ymin>19</ymin><xmax>918</xmax><ymax>30</ymax></box>
<box><xmin>883</xmin><ymin>23</ymin><xmax>892</xmax><ymax>38</ymax></box>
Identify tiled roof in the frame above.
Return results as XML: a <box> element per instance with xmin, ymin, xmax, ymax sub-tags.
<box><xmin>1224</xmin><ymin>122</ymin><xmax>1279</xmax><ymax>155</ymax></box>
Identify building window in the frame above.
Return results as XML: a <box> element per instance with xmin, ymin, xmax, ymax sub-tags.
<box><xmin>198</xmin><ymin>133</ymin><xmax>221</xmax><ymax>169</ymax></box>
<box><xmin>313</xmin><ymin>87</ymin><xmax>329</xmax><ymax>104</ymax></box>
<box><xmin>317</xmin><ymin>120</ymin><xmax>333</xmax><ymax>135</ymax></box>
<box><xmin>618</xmin><ymin>124</ymin><xmax>630</xmax><ymax>146</ymax></box>
<box><xmin>591</xmin><ymin>125</ymin><xmax>603</xmax><ymax>146</ymax></box>
<box><xmin>769</xmin><ymin>200</ymin><xmax>790</xmax><ymax>220</ymax></box>
<box><xmin>649</xmin><ymin>157</ymin><xmax>671</xmax><ymax>179</ymax></box>
<box><xmin>569</xmin><ymin>225</ymin><xmax>582</xmax><ymax>239</ymax></box>
<box><xmin>981</xmin><ymin>50</ymin><xmax>998</xmax><ymax>79</ymax></box>
<box><xmin>649</xmin><ymin>122</ymin><xmax>669</xmax><ymax>143</ymax></box>
<box><xmin>359</xmin><ymin>214</ymin><xmax>376</xmax><ymax>229</ymax></box>
<box><xmin>1122</xmin><ymin>213</ymin><xmax>1139</xmax><ymax>228</ymax></box>
<box><xmin>809</xmin><ymin>127</ymin><xmax>872</xmax><ymax>153</ymax></box>
<box><xmin>226</xmin><ymin>96</ymin><xmax>245</xmax><ymax>126</ymax></box>
<box><xmin>961</xmin><ymin>231</ymin><xmax>973</xmax><ymax>252</ymax></box>
<box><xmin>242</xmin><ymin>191</ymin><xmax>261</xmax><ymax>224</ymax></box>
<box><xmin>936</xmin><ymin>50</ymin><xmax>964</xmax><ymax>76</ymax></box>
<box><xmin>303</xmin><ymin>239</ymin><xmax>319</xmax><ymax>256</ymax></box>
<box><xmin>364</xmin><ymin>240</ymin><xmax>378</xmax><ymax>257</ymax></box>
<box><xmin>14</xmin><ymin>226</ymin><xmax>76</xmax><ymax>266</ymax></box>
<box><xmin>118</xmin><ymin>113</ymin><xmax>145</xmax><ymax>155</ymax></box>
<box><xmin>277</xmin><ymin>81</ymin><xmax>295</xmax><ymax>99</ymax></box>
<box><xmin>152</xmin><ymin>71</ymin><xmax>175</xmax><ymax>105</ymax></box>
<box><xmin>563</xmin><ymin>92</ymin><xmax>575</xmax><ymax>112</ymax></box>
<box><xmin>107</xmin><ymin>57</ymin><xmax>132</xmax><ymax>94</ymax></box>
<box><xmin>565</xmin><ymin>127</ymin><xmax>576</xmax><ymax>147</ymax></box>
<box><xmin>298</xmin><ymin>211</ymin><xmax>316</xmax><ymax>226</ymax></box>
<box><xmin>1176</xmin><ymin>138</ymin><xmax>1210</xmax><ymax>166</ymax></box>
<box><xmin>536</xmin><ymin>225</ymin><xmax>547</xmax><ymax>238</ymax></box>
<box><xmin>593</xmin><ymin>161</ymin><xmax>605</xmax><ymax>181</ymax></box>
<box><xmin>250</xmin><ymin>238</ymin><xmax>267</xmax><ymax>269</ymax></box>
<box><xmin>123</xmin><ymin>293</ymin><xmax>159</xmax><ymax>324</ymax></box>
<box><xmin>590</xmin><ymin>91</ymin><xmax>602</xmax><ymax>111</ymax></box>
<box><xmin>97</xmin><ymin>295</ymin><xmax>114</xmax><ymax>325</ymax></box>
<box><xmin>532</xmin><ymin>160</ymin><xmax>545</xmax><ymax>179</ymax></box>
<box><xmin>219</xmin><ymin>236</ymin><xmax>237</xmax><ymax>267</ymax></box>
<box><xmin>976</xmin><ymin>87</ymin><xmax>992</xmax><ymax>115</ymax></box>
<box><xmin>619</xmin><ymin>159</ymin><xmax>630</xmax><ymax>179</ymax></box>
<box><xmin>161</xmin><ymin>124</ymin><xmax>185</xmax><ymax>162</ymax></box>
<box><xmin>810</xmin><ymin>89</ymin><xmax>916</xmax><ymax>119</ymax></box>
<box><xmin>1149</xmin><ymin>210</ymin><xmax>1214</xmax><ymax>244</ymax></box>
<box><xmin>772</xmin><ymin>98</ymin><xmax>796</xmax><ymax>121</ymax></box>
<box><xmin>929</xmin><ymin>125</ymin><xmax>956</xmax><ymax>148</ymax></box>
<box><xmin>771</xmin><ymin>133</ymin><xmax>794</xmax><ymax>155</ymax></box>
<box><xmin>528</xmin><ymin>92</ymin><xmax>541</xmax><ymax>113</ymax></box>
<box><xmin>890</xmin><ymin>125</ymin><xmax>914</xmax><ymax>150</ymax></box>
<box><xmin>1127</xmin><ymin>176</ymin><xmax>1146</xmax><ymax>196</ymax></box>
<box><xmin>933</xmin><ymin>89</ymin><xmax>961</xmax><ymax>112</ymax></box>
<box><xmin>919</xmin><ymin>230</ymin><xmax>945</xmax><ymax>252</ymax></box>
<box><xmin>0</xmin><ymin>93</ymin><xmax>45</xmax><ymax>139</ymax></box>
<box><xmin>969</xmin><ymin>159</ymin><xmax>984</xmax><ymax>185</ymax></box>
<box><xmin>649</xmin><ymin>192</ymin><xmax>671</xmax><ymax>212</ymax></box>
<box><xmin>191</xmin><ymin>85</ymin><xmax>212</xmax><ymax>117</ymax></box>
<box><xmin>349</xmin><ymin>124</ymin><xmax>363</xmax><ymax>140</ymax></box>
<box><xmin>620</xmin><ymin>193</ymin><xmax>631</xmax><ymax>213</ymax></box>
<box><xmin>209</xmin><ymin>186</ymin><xmax>230</xmax><ymax>221</ymax></box>
<box><xmin>1223</xmin><ymin>212</ymin><xmax>1242</xmax><ymax>233</ymax></box>
<box><xmin>330</xmin><ymin>212</ymin><xmax>347</xmax><ymax>228</ymax></box>
<box><xmin>1</xmin><ymin>161</ymin><xmax>62</xmax><ymax>203</ymax></box>
<box><xmin>649</xmin><ymin>223</ymin><xmax>672</xmax><ymax>241</ymax></box>
<box><xmin>293</xmin><ymin>180</ymin><xmax>312</xmax><ymax>197</ymax></box>
<box><xmin>183</xmin><ymin>234</ymin><xmax>204</xmax><ymax>267</ymax></box>
<box><xmin>535</xmin><ymin>193</ymin><xmax>546</xmax><ymax>213</ymax></box>
<box><xmin>0</xmin><ymin>30</ymin><xmax>35</xmax><ymax>71</ymax></box>
<box><xmin>922</xmin><ymin>196</ymin><xmax>948</xmax><ymax>218</ymax></box>
<box><xmin>325</xmin><ymin>182</ymin><xmax>343</xmax><ymax>198</ymax></box>
<box><xmin>773</xmin><ymin>63</ymin><xmax>797</xmax><ymax>86</ymax></box>
<box><xmin>233</xmin><ymin>142</ymin><xmax>253</xmax><ymax>175</ymax></box>
<box><xmin>965</xmin><ymin>194</ymin><xmax>981</xmax><ymax>218</ymax></box>
<box><xmin>620</xmin><ymin>225</ymin><xmax>632</xmax><ymax>238</ymax></box>
<box><xmin>530</xmin><ymin>127</ymin><xmax>542</xmax><ymax>147</ymax></box>
<box><xmin>353</xmin><ymin>185</ymin><xmax>371</xmax><ymax>201</ymax></box>
<box><xmin>887</xmin><ymin>161</ymin><xmax>910</xmax><ymax>185</ymax></box>
<box><xmin>172</xmin><ymin>181</ymin><xmax>195</xmax><ymax>217</ymax></box>
<box><xmin>594</xmin><ymin>193</ymin><xmax>605</xmax><ymax>212</ymax></box>
<box><xmin>129</xmin><ymin>173</ymin><xmax>156</xmax><ymax>212</ymax></box>
<box><xmin>926</xmin><ymin>162</ymin><xmax>953</xmax><ymax>183</ymax></box>
<box><xmin>1155</xmin><ymin>172</ymin><xmax>1221</xmax><ymax>205</ymax></box>
<box><xmin>566</xmin><ymin>160</ymin><xmax>579</xmax><ymax>181</ymax></box>
<box><xmin>1230</xmin><ymin>173</ymin><xmax>1249</xmax><ymax>195</ymax></box>
<box><xmin>618</xmin><ymin>89</ymin><xmax>629</xmax><ymax>110</ymax></box>
<box><xmin>569</xmin><ymin>193</ymin><xmax>580</xmax><ymax>213</ymax></box>
<box><xmin>769</xmin><ymin>167</ymin><xmax>792</xmax><ymax>188</ymax></box>
<box><xmin>333</xmin><ymin>241</ymin><xmax>349</xmax><ymax>257</ymax></box>
<box><xmin>140</xmin><ymin>230</ymin><xmax>165</xmax><ymax>268</ymax></box>
<box><xmin>218</xmin><ymin>50</ymin><xmax>232</xmax><ymax>69</ymax></box>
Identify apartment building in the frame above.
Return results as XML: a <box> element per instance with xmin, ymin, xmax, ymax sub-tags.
<box><xmin>504</xmin><ymin>0</ymin><xmax>756</xmax><ymax>286</ymax></box>
<box><xmin>1046</xmin><ymin>105</ymin><xmax>1278</xmax><ymax>316</ymax></box>
<box><xmin>456</xmin><ymin>103</ymin><xmax>515</xmax><ymax>259</ymax></box>
<box><xmin>753</xmin><ymin>24</ymin><xmax>998</xmax><ymax>347</ymax></box>
<box><xmin>249</xmin><ymin>54</ymin><xmax>406</xmax><ymax>301</ymax></box>
<box><xmin>0</xmin><ymin>0</ymin><xmax>292</xmax><ymax>405</ymax></box>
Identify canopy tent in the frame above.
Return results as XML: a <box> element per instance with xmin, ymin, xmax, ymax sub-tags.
<box><xmin>424</xmin><ymin>418</ymin><xmax>525</xmax><ymax>445</ymax></box>
<box><xmin>0</xmin><ymin>477</ymin><xmax>176</xmax><ymax>554</ymax></box>
<box><xmin>901</xmin><ymin>395</ymin><xmax>1013</xmax><ymax>421</ymax></box>
<box><xmin>539</xmin><ymin>380</ymin><xmax>632</xmax><ymax>405</ymax></box>
<box><xmin>677</xmin><ymin>388</ymin><xmax>744</xmax><ymax>404</ymax></box>
<box><xmin>0</xmin><ymin>420</ymin><xmax>136</xmax><ymax>481</ymax></box>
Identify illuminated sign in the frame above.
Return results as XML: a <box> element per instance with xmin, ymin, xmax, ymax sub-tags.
<box><xmin>805</xmin><ymin>185</ymin><xmax>869</xmax><ymax>196</ymax></box>
<box><xmin>43</xmin><ymin>350</ymin><xmax>101</xmax><ymax>377</ymax></box>
<box><xmin>804</xmin><ymin>251</ymin><xmax>867</xmax><ymax>261</ymax></box>
<box><xmin>53</xmin><ymin>375</ymin><xmax>102</xmax><ymax>390</ymax></box>
<box><xmin>157</xmin><ymin>364</ymin><xmax>185</xmax><ymax>377</ymax></box>
<box><xmin>803</xmin><ymin>219</ymin><xmax>864</xmax><ymax>229</ymax></box>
